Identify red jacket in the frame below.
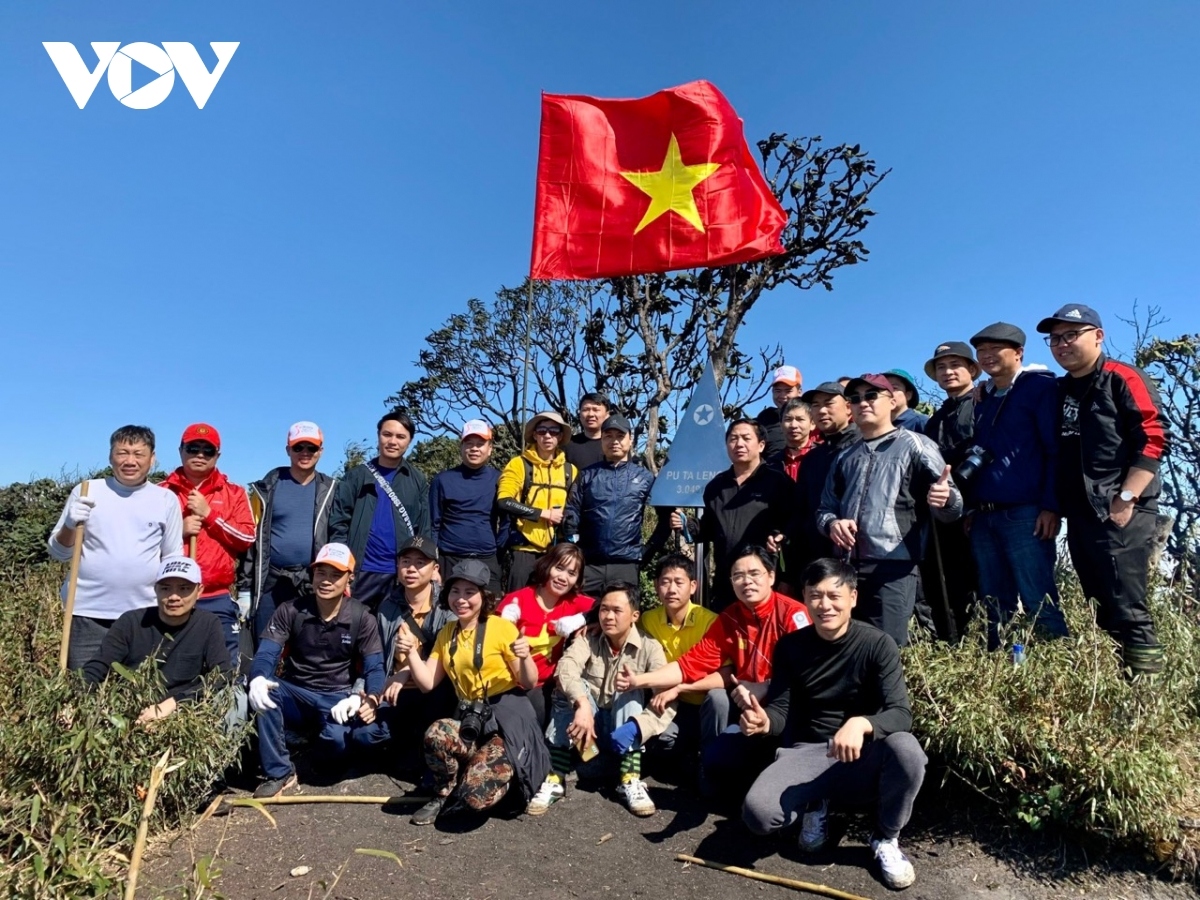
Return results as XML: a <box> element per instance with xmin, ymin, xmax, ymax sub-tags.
<box><xmin>161</xmin><ymin>468</ymin><xmax>256</xmax><ymax>597</ymax></box>
<box><xmin>496</xmin><ymin>586</ymin><xmax>597</xmax><ymax>685</ymax></box>
<box><xmin>677</xmin><ymin>591</ymin><xmax>811</xmax><ymax>684</ymax></box>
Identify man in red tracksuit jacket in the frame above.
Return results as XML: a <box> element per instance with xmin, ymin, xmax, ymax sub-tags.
<box><xmin>161</xmin><ymin>423</ymin><xmax>256</xmax><ymax>666</ymax></box>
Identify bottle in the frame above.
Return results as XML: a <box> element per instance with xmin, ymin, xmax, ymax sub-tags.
<box><xmin>1011</xmin><ymin>643</ymin><xmax>1026</xmax><ymax>665</ymax></box>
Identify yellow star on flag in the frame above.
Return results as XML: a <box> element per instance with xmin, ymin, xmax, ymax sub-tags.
<box><xmin>620</xmin><ymin>134</ymin><xmax>721</xmax><ymax>234</ymax></box>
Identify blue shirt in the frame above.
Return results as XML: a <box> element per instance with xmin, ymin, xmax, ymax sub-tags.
<box><xmin>430</xmin><ymin>464</ymin><xmax>502</xmax><ymax>555</ymax></box>
<box><xmin>362</xmin><ymin>465</ymin><xmax>399</xmax><ymax>573</ymax></box>
<box><xmin>269</xmin><ymin>473</ymin><xmax>317</xmax><ymax>568</ymax></box>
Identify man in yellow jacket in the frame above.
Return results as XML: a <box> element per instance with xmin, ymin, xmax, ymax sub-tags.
<box><xmin>497</xmin><ymin>411</ymin><xmax>578</xmax><ymax>591</ymax></box>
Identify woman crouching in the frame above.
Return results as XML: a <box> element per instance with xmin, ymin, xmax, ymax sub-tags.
<box><xmin>400</xmin><ymin>558</ymin><xmax>551</xmax><ymax>825</ymax></box>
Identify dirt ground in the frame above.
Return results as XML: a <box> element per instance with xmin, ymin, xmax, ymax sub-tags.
<box><xmin>142</xmin><ymin>769</ymin><xmax>1196</xmax><ymax>900</ymax></box>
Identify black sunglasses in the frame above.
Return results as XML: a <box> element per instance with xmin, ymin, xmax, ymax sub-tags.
<box><xmin>846</xmin><ymin>390</ymin><xmax>884</xmax><ymax>405</ymax></box>
<box><xmin>534</xmin><ymin>426</ymin><xmax>562</xmax><ymax>436</ymax></box>
<box><xmin>183</xmin><ymin>442</ymin><xmax>218</xmax><ymax>458</ymax></box>
<box><xmin>291</xmin><ymin>443</ymin><xmax>321</xmax><ymax>454</ymax></box>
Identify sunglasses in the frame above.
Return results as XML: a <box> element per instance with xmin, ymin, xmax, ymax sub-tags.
<box><xmin>534</xmin><ymin>426</ymin><xmax>562</xmax><ymax>436</ymax></box>
<box><xmin>291</xmin><ymin>443</ymin><xmax>321</xmax><ymax>454</ymax></box>
<box><xmin>183</xmin><ymin>443</ymin><xmax>218</xmax><ymax>458</ymax></box>
<box><xmin>846</xmin><ymin>390</ymin><xmax>885</xmax><ymax>405</ymax></box>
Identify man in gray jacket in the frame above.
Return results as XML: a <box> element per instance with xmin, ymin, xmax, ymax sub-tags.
<box><xmin>818</xmin><ymin>375</ymin><xmax>963</xmax><ymax>646</ymax></box>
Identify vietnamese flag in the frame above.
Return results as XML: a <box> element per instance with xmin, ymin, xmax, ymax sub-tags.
<box><xmin>530</xmin><ymin>80</ymin><xmax>788</xmax><ymax>280</ymax></box>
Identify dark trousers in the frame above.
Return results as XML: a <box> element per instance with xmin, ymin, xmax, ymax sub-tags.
<box><xmin>649</xmin><ymin>701</ymin><xmax>702</xmax><ymax>758</ymax></box>
<box><xmin>921</xmin><ymin>519</ymin><xmax>977</xmax><ymax>641</ymax></box>
<box><xmin>582</xmin><ymin>562</ymin><xmax>639</xmax><ymax>597</ymax></box>
<box><xmin>256</xmin><ymin>681</ymin><xmax>366</xmax><ymax>780</ymax></box>
<box><xmin>853</xmin><ymin>560</ymin><xmax>920</xmax><ymax>647</ymax></box>
<box><xmin>197</xmin><ymin>593</ymin><xmax>241</xmax><ymax>665</ymax></box>
<box><xmin>743</xmin><ymin>733</ymin><xmax>928</xmax><ymax>840</ymax></box>
<box><xmin>350</xmin><ymin>681</ymin><xmax>457</xmax><ymax>766</ymax></box>
<box><xmin>1066</xmin><ymin>508</ymin><xmax>1159</xmax><ymax>650</ymax></box>
<box><xmin>440</xmin><ymin>552</ymin><xmax>503</xmax><ymax>596</ymax></box>
<box><xmin>66</xmin><ymin>615</ymin><xmax>115</xmax><ymax>670</ymax></box>
<box><xmin>254</xmin><ymin>566</ymin><xmax>308</xmax><ymax>644</ymax></box>
<box><xmin>354</xmin><ymin>570</ymin><xmax>399</xmax><ymax>614</ymax></box>
<box><xmin>507</xmin><ymin>550</ymin><xmax>542</xmax><ymax>593</ymax></box>
<box><xmin>524</xmin><ymin>680</ymin><xmax>555</xmax><ymax>728</ymax></box>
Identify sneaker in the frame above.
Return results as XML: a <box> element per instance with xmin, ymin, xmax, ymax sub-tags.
<box><xmin>410</xmin><ymin>797</ymin><xmax>444</xmax><ymax>826</ymax></box>
<box><xmin>616</xmin><ymin>778</ymin><xmax>656</xmax><ymax>817</ymax></box>
<box><xmin>871</xmin><ymin>836</ymin><xmax>916</xmax><ymax>889</ymax></box>
<box><xmin>798</xmin><ymin>799</ymin><xmax>829</xmax><ymax>853</ymax></box>
<box><xmin>253</xmin><ymin>771</ymin><xmax>297</xmax><ymax>799</ymax></box>
<box><xmin>525</xmin><ymin>778</ymin><xmax>564</xmax><ymax>816</ymax></box>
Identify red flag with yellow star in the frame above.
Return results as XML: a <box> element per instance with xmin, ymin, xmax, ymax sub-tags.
<box><xmin>530</xmin><ymin>80</ymin><xmax>788</xmax><ymax>280</ymax></box>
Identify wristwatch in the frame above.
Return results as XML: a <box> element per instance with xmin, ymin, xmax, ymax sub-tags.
<box><xmin>1119</xmin><ymin>490</ymin><xmax>1136</xmax><ymax>503</ymax></box>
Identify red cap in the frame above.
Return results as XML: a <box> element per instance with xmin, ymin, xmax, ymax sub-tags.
<box><xmin>181</xmin><ymin>423</ymin><xmax>221</xmax><ymax>448</ymax></box>
<box><xmin>844</xmin><ymin>374</ymin><xmax>894</xmax><ymax>396</ymax></box>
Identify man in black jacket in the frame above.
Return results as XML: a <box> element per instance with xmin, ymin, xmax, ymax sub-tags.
<box><xmin>740</xmin><ymin>558</ymin><xmax>925</xmax><ymax>890</ymax></box>
<box><xmin>329</xmin><ymin>409</ymin><xmax>431</xmax><ymax>612</ymax></box>
<box><xmin>922</xmin><ymin>342</ymin><xmax>979</xmax><ymax>640</ymax></box>
<box><xmin>241</xmin><ymin>422</ymin><xmax>338</xmax><ymax>643</ymax></box>
<box><xmin>1039</xmin><ymin>305</ymin><xmax>1168</xmax><ymax>675</ymax></box>
<box><xmin>755</xmin><ymin>365</ymin><xmax>804</xmax><ymax>457</ymax></box>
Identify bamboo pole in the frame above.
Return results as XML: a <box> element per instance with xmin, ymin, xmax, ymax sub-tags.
<box><xmin>227</xmin><ymin>794</ymin><xmax>398</xmax><ymax>807</ymax></box>
<box><xmin>675</xmin><ymin>855</ymin><xmax>872</xmax><ymax>900</ymax></box>
<box><xmin>188</xmin><ymin>536</ymin><xmax>197</xmax><ymax>559</ymax></box>
<box><xmin>58</xmin><ymin>480</ymin><xmax>90</xmax><ymax>672</ymax></box>
<box><xmin>125</xmin><ymin>750</ymin><xmax>180</xmax><ymax>900</ymax></box>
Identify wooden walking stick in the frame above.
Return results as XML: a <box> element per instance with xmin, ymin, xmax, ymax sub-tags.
<box><xmin>675</xmin><ymin>855</ymin><xmax>871</xmax><ymax>900</ymax></box>
<box><xmin>188</xmin><ymin>535</ymin><xmax>197</xmax><ymax>559</ymax></box>
<box><xmin>58</xmin><ymin>480</ymin><xmax>89</xmax><ymax>672</ymax></box>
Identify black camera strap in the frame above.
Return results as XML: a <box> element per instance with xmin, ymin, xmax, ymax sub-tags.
<box><xmin>446</xmin><ymin>617</ymin><xmax>489</xmax><ymax>695</ymax></box>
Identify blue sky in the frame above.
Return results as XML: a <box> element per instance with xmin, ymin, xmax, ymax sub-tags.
<box><xmin>2</xmin><ymin>2</ymin><xmax>1198</xmax><ymax>485</ymax></box>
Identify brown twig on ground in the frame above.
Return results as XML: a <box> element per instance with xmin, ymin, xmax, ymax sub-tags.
<box><xmin>675</xmin><ymin>854</ymin><xmax>872</xmax><ymax>900</ymax></box>
<box><xmin>125</xmin><ymin>749</ymin><xmax>183</xmax><ymax>900</ymax></box>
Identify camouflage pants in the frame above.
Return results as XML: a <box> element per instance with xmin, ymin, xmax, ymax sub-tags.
<box><xmin>424</xmin><ymin>717</ymin><xmax>513</xmax><ymax>811</ymax></box>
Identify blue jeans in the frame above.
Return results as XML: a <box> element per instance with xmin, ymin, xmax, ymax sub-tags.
<box><xmin>970</xmin><ymin>504</ymin><xmax>1069</xmax><ymax>650</ymax></box>
<box><xmin>546</xmin><ymin>689</ymin><xmax>644</xmax><ymax>755</ymax></box>
<box><xmin>256</xmin><ymin>680</ymin><xmax>362</xmax><ymax>779</ymax></box>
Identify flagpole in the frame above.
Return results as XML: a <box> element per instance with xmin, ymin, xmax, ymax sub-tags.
<box><xmin>520</xmin><ymin>278</ymin><xmax>534</xmax><ymax>451</ymax></box>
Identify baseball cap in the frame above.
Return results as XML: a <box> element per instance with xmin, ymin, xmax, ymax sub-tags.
<box><xmin>398</xmin><ymin>535</ymin><xmax>440</xmax><ymax>562</ymax></box>
<box><xmin>801</xmin><ymin>381</ymin><xmax>845</xmax><ymax>403</ymax></box>
<box><xmin>446</xmin><ymin>558</ymin><xmax>492</xmax><ymax>589</ymax></box>
<box><xmin>156</xmin><ymin>555</ymin><xmax>202</xmax><ymax>584</ymax></box>
<box><xmin>1036</xmin><ymin>304</ymin><xmax>1104</xmax><ymax>333</ymax></box>
<box><xmin>970</xmin><ymin>323</ymin><xmax>1027</xmax><ymax>349</ymax></box>
<box><xmin>461</xmin><ymin>419</ymin><xmax>493</xmax><ymax>441</ymax></box>
<box><xmin>771</xmin><ymin>365</ymin><xmax>802</xmax><ymax>387</ymax></box>
<box><xmin>845</xmin><ymin>374</ymin><xmax>895</xmax><ymax>396</ymax></box>
<box><xmin>311</xmin><ymin>542</ymin><xmax>355</xmax><ymax>572</ymax></box>
<box><xmin>181</xmin><ymin>423</ymin><xmax>220</xmax><ymax>449</ymax></box>
<box><xmin>287</xmin><ymin>421</ymin><xmax>324</xmax><ymax>447</ymax></box>
<box><xmin>600</xmin><ymin>414</ymin><xmax>632</xmax><ymax>435</ymax></box>
<box><xmin>883</xmin><ymin>369</ymin><xmax>919</xmax><ymax>404</ymax></box>
<box><xmin>924</xmin><ymin>341</ymin><xmax>980</xmax><ymax>379</ymax></box>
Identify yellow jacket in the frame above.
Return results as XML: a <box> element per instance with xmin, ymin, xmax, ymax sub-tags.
<box><xmin>497</xmin><ymin>448</ymin><xmax>577</xmax><ymax>552</ymax></box>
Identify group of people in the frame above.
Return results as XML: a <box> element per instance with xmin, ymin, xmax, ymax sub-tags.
<box><xmin>50</xmin><ymin>302</ymin><xmax>1167</xmax><ymax>891</ymax></box>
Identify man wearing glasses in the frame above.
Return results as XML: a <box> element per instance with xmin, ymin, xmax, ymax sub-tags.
<box><xmin>161</xmin><ymin>424</ymin><xmax>256</xmax><ymax>663</ymax></box>
<box><xmin>818</xmin><ymin>375</ymin><xmax>963</xmax><ymax>646</ymax></box>
<box><xmin>1038</xmin><ymin>305</ymin><xmax>1168</xmax><ymax>676</ymax></box>
<box><xmin>241</xmin><ymin>422</ymin><xmax>338</xmax><ymax>644</ymax></box>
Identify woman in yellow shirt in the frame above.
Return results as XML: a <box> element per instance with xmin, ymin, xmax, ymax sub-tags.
<box><xmin>401</xmin><ymin>559</ymin><xmax>548</xmax><ymax>825</ymax></box>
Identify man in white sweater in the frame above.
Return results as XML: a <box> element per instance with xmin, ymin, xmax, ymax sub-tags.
<box><xmin>48</xmin><ymin>425</ymin><xmax>184</xmax><ymax>669</ymax></box>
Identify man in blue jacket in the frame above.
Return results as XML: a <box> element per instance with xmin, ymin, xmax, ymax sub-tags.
<box><xmin>969</xmin><ymin>323</ymin><xmax>1069</xmax><ymax>650</ymax></box>
<box><xmin>429</xmin><ymin>419</ymin><xmax>504</xmax><ymax>595</ymax></box>
<box><xmin>563</xmin><ymin>414</ymin><xmax>655</xmax><ymax>595</ymax></box>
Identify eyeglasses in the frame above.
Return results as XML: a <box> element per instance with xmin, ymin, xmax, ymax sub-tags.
<box><xmin>183</xmin><ymin>443</ymin><xmax>218</xmax><ymax>458</ymax></box>
<box><xmin>534</xmin><ymin>426</ymin><xmax>562</xmax><ymax>436</ymax></box>
<box><xmin>846</xmin><ymin>390</ymin><xmax>885</xmax><ymax>405</ymax></box>
<box><xmin>290</xmin><ymin>443</ymin><xmax>321</xmax><ymax>454</ymax></box>
<box><xmin>1044</xmin><ymin>327</ymin><xmax>1096</xmax><ymax>347</ymax></box>
<box><xmin>731</xmin><ymin>569</ymin><xmax>769</xmax><ymax>582</ymax></box>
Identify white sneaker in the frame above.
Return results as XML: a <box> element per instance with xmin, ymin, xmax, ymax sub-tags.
<box><xmin>616</xmin><ymin>778</ymin><xmax>656</xmax><ymax>817</ymax></box>
<box><xmin>525</xmin><ymin>778</ymin><xmax>564</xmax><ymax>816</ymax></box>
<box><xmin>871</xmin><ymin>836</ymin><xmax>916</xmax><ymax>889</ymax></box>
<box><xmin>798</xmin><ymin>799</ymin><xmax>829</xmax><ymax>852</ymax></box>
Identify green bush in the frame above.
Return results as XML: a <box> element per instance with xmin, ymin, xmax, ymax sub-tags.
<box><xmin>905</xmin><ymin>574</ymin><xmax>1200</xmax><ymax>878</ymax></box>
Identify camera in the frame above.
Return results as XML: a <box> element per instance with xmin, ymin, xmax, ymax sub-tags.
<box><xmin>955</xmin><ymin>445</ymin><xmax>994</xmax><ymax>482</ymax></box>
<box><xmin>456</xmin><ymin>698</ymin><xmax>493</xmax><ymax>746</ymax></box>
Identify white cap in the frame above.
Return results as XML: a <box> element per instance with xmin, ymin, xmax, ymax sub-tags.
<box><xmin>287</xmin><ymin>421</ymin><xmax>324</xmax><ymax>447</ymax></box>
<box><xmin>461</xmin><ymin>419</ymin><xmax>493</xmax><ymax>440</ymax></box>
<box><xmin>772</xmin><ymin>365</ymin><xmax>802</xmax><ymax>387</ymax></box>
<box><xmin>312</xmin><ymin>542</ymin><xmax>355</xmax><ymax>572</ymax></box>
<box><xmin>156</xmin><ymin>556</ymin><xmax>202</xmax><ymax>584</ymax></box>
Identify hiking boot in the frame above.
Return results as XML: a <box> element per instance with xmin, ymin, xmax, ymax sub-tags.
<box><xmin>526</xmin><ymin>778</ymin><xmax>565</xmax><ymax>816</ymax></box>
<box><xmin>616</xmin><ymin>778</ymin><xmax>656</xmax><ymax>817</ymax></box>
<box><xmin>798</xmin><ymin>799</ymin><xmax>829</xmax><ymax>853</ymax></box>
<box><xmin>410</xmin><ymin>797</ymin><xmax>444</xmax><ymax>826</ymax></box>
<box><xmin>871</xmin><ymin>836</ymin><xmax>916</xmax><ymax>889</ymax></box>
<box><xmin>253</xmin><ymin>771</ymin><xmax>297</xmax><ymax>799</ymax></box>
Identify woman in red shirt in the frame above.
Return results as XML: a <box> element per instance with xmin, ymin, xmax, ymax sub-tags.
<box><xmin>498</xmin><ymin>543</ymin><xmax>595</xmax><ymax>724</ymax></box>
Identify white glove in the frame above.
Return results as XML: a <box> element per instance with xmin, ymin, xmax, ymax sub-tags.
<box><xmin>235</xmin><ymin>591</ymin><xmax>252</xmax><ymax>620</ymax></box>
<box><xmin>248</xmin><ymin>676</ymin><xmax>278</xmax><ymax>712</ymax></box>
<box><xmin>65</xmin><ymin>495</ymin><xmax>96</xmax><ymax>528</ymax></box>
<box><xmin>499</xmin><ymin>603</ymin><xmax>521</xmax><ymax>624</ymax></box>
<box><xmin>554</xmin><ymin>613</ymin><xmax>587</xmax><ymax>637</ymax></box>
<box><xmin>330</xmin><ymin>694</ymin><xmax>362</xmax><ymax>725</ymax></box>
